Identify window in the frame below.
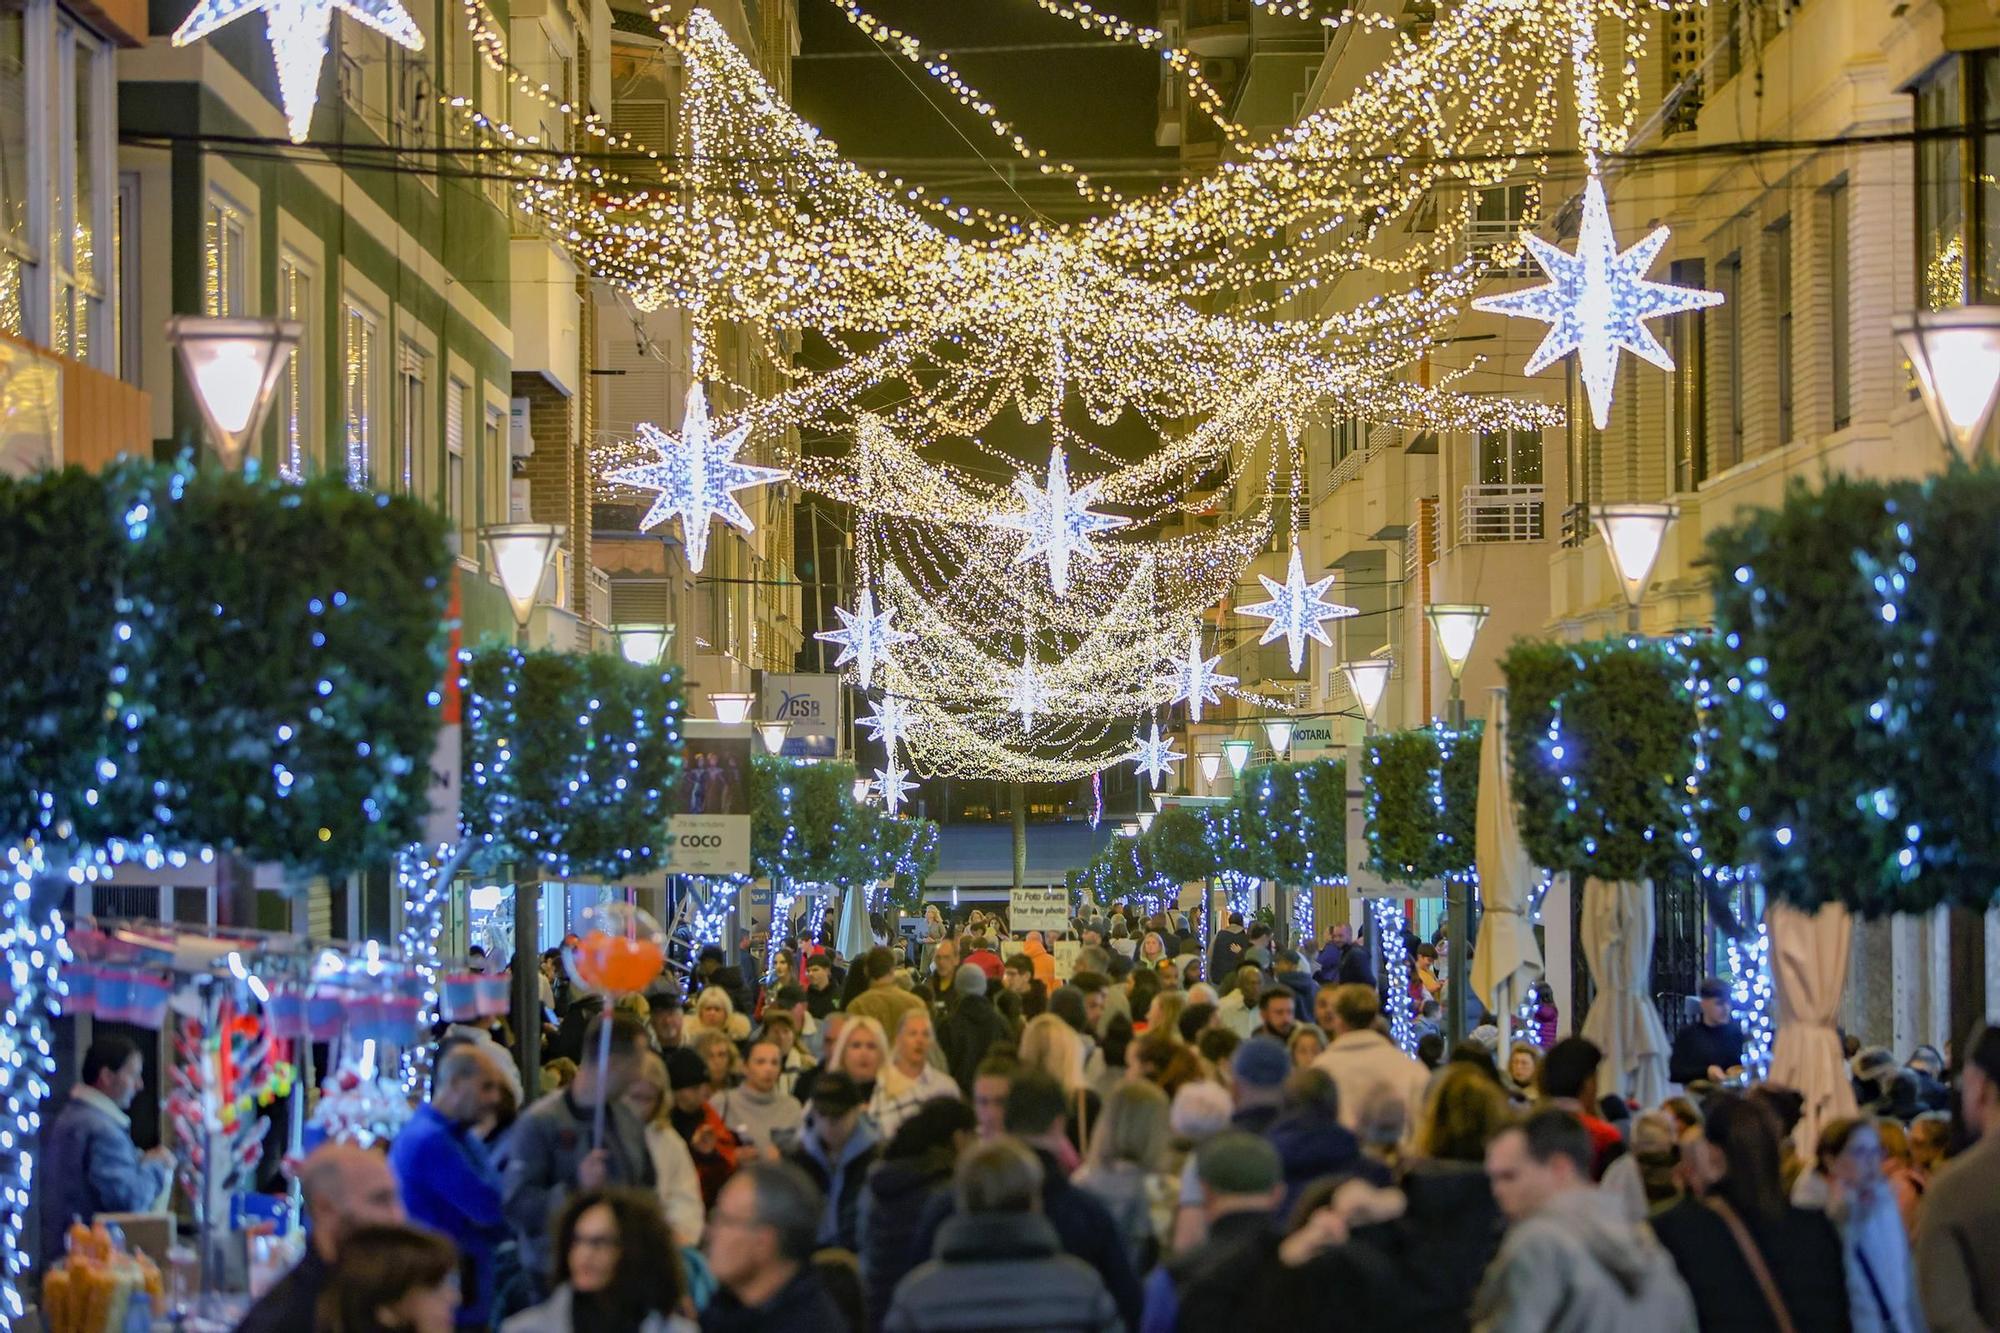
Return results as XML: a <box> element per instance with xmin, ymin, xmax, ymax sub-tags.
<box><xmin>1718</xmin><ymin>253</ymin><xmax>1743</xmax><ymax>471</ymax></box>
<box><xmin>1768</xmin><ymin>219</ymin><xmax>1792</xmax><ymax>446</ymax></box>
<box><xmin>1471</xmin><ymin>183</ymin><xmax>1533</xmax><ymax>276</ymax></box>
<box><xmin>484</xmin><ymin>400</ymin><xmax>505</xmax><ymax>524</ymax></box>
<box><xmin>396</xmin><ymin>337</ymin><xmax>428</xmax><ymax>496</ymax></box>
<box><xmin>0</xmin><ymin>2</ymin><xmax>32</xmax><ymax>337</ymax></box>
<box><xmin>50</xmin><ymin>14</ymin><xmax>107</xmax><ymax>361</ymax></box>
<box><xmin>1912</xmin><ymin>54</ymin><xmax>2000</xmax><ymax>308</ymax></box>
<box><xmin>343</xmin><ymin>299</ymin><xmax>380</xmax><ymax>487</ymax></box>
<box><xmin>278</xmin><ymin>252</ymin><xmax>315</xmax><ymax>480</ymax></box>
<box><xmin>205</xmin><ymin>193</ymin><xmax>249</xmax><ymax>317</ymax></box>
<box><xmin>1827</xmin><ymin>183</ymin><xmax>1850</xmax><ymax>430</ymax></box>
<box><xmin>446</xmin><ymin>376</ymin><xmax>468</xmax><ymax>531</ymax></box>
<box><xmin>1478</xmin><ymin>428</ymin><xmax>1543</xmax><ymax>487</ymax></box>
<box><xmin>1669</xmin><ymin>258</ymin><xmax>1708</xmax><ymax>489</ymax></box>
<box><xmin>116</xmin><ymin>171</ymin><xmax>137</xmax><ymax>381</ymax></box>
<box><xmin>393</xmin><ymin>44</ymin><xmax>435</xmax><ymax>185</ymax></box>
<box><xmin>1331</xmin><ymin>417</ymin><xmax>1365</xmax><ymax>466</ymax></box>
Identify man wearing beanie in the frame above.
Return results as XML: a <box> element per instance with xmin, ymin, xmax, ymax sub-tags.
<box><xmin>1229</xmin><ymin>1038</ymin><xmax>1292</xmax><ymax>1136</ymax></box>
<box><xmin>938</xmin><ymin>961</ymin><xmax>1012</xmax><ymax>1095</ymax></box>
<box><xmin>1139</xmin><ymin>1132</ymin><xmax>1284</xmax><ymax>1333</ymax></box>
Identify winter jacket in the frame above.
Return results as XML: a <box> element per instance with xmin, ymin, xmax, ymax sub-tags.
<box><xmin>937</xmin><ymin>993</ymin><xmax>1013</xmax><ymax>1094</ymax></box>
<box><xmin>501</xmin><ymin>1089</ymin><xmax>657</xmax><ymax>1280</ymax></box>
<box><xmin>1650</xmin><ymin>1193</ymin><xmax>1851</xmax><ymax>1333</ymax></box>
<box><xmin>859</xmin><ymin>1152</ymin><xmax>956</xmax><ymax>1333</ymax></box>
<box><xmin>235</xmin><ymin>1248</ymin><xmax>330</xmax><ymax>1333</ymax></box>
<box><xmin>641</xmin><ymin>1120</ymin><xmax>707</xmax><ymax>1246</ymax></box>
<box><xmin>1915</xmin><ymin>1129</ymin><xmax>2000</xmax><ymax>1333</ymax></box>
<box><xmin>389</xmin><ymin>1103</ymin><xmax>511</xmax><ymax>1326</ymax></box>
<box><xmin>784</xmin><ymin>1111</ymin><xmax>881</xmax><ymax>1251</ymax></box>
<box><xmin>1020</xmin><ymin>937</ymin><xmax>1058</xmax><ymax>990</ymax></box>
<box><xmin>910</xmin><ymin>1146</ymin><xmax>1143</xmax><ymax>1331</ymax></box>
<box><xmin>868</xmin><ymin>1062</ymin><xmax>960</xmax><ymax>1142</ymax></box>
<box><xmin>712</xmin><ymin>1083</ymin><xmax>804</xmax><ymax>1154</ymax></box>
<box><xmin>1667</xmin><ymin>1020</ymin><xmax>1746</xmax><ymax>1087</ymax></box>
<box><xmin>1312</xmin><ymin>1030</ymin><xmax>1432</xmax><ymax>1134</ymax></box>
<box><xmin>1348</xmin><ymin>1159</ymin><xmax>1504</xmax><ymax>1333</ymax></box>
<box><xmin>38</xmin><ymin>1088</ymin><xmax>172</xmax><ymax>1265</ymax></box>
<box><xmin>1264</xmin><ymin>1103</ymin><xmax>1389</xmax><ymax>1216</ymax></box>
<box><xmin>1470</xmin><ymin>1186</ymin><xmax>1697</xmax><ymax>1333</ymax></box>
<box><xmin>883</xmin><ymin>1211</ymin><xmax>1121</xmax><ymax>1333</ymax></box>
<box><xmin>1211</xmin><ymin>929</ymin><xmax>1252</xmax><ymax>984</ymax></box>
<box><xmin>671</xmin><ymin>1101</ymin><xmax>741</xmax><ymax>1209</ymax></box>
<box><xmin>1072</xmin><ymin>1160</ymin><xmax>1173</xmax><ymax>1274</ymax></box>
<box><xmin>500</xmin><ymin>1284</ymin><xmax>696</xmax><ymax>1333</ymax></box>
<box><xmin>699</xmin><ymin>1269</ymin><xmax>849</xmax><ymax>1333</ymax></box>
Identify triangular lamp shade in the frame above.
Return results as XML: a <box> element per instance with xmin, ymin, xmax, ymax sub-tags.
<box><xmin>1590</xmin><ymin>503</ymin><xmax>1678</xmax><ymax>609</ymax></box>
<box><xmin>1342</xmin><ymin>658</ymin><xmax>1392</xmax><ymax>724</ymax></box>
<box><xmin>167</xmin><ymin>315</ymin><xmax>303</xmax><ymax>470</ymax></box>
<box><xmin>1895</xmin><ymin>307</ymin><xmax>2000</xmax><ymax>460</ymax></box>
<box><xmin>484</xmin><ymin>523</ymin><xmax>565</xmax><ymax>628</ymax></box>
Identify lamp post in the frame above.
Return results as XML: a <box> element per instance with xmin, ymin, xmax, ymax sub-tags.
<box><xmin>1137</xmin><ymin>809</ymin><xmax>1155</xmax><ymax>833</ymax></box>
<box><xmin>1425</xmin><ymin>603</ymin><xmax>1485</xmax><ymax>1054</ymax></box>
<box><xmin>1893</xmin><ymin>306</ymin><xmax>2000</xmax><ymax>459</ymax></box>
<box><xmin>1197</xmin><ymin>749</ymin><xmax>1223</xmax><ymax>788</ymax></box>
<box><xmin>612</xmin><ymin>623</ymin><xmax>673</xmax><ymax>667</ymax></box>
<box><xmin>1221</xmin><ymin>736</ymin><xmax>1253</xmax><ymax>778</ymax></box>
<box><xmin>166</xmin><ymin>315</ymin><xmax>302</xmax><ymax>471</ymax></box>
<box><xmin>709</xmin><ymin>692</ymin><xmax>756</xmax><ymax>725</ymax></box>
<box><xmin>1262</xmin><ymin>717</ymin><xmax>1295</xmax><ymax>761</ymax></box>
<box><xmin>757</xmin><ymin>721</ymin><xmax>791</xmax><ymax>756</ymax></box>
<box><xmin>483</xmin><ymin>523</ymin><xmax>565</xmax><ymax>647</ymax></box>
<box><xmin>1589</xmin><ymin>503</ymin><xmax>1678</xmax><ymax>633</ymax></box>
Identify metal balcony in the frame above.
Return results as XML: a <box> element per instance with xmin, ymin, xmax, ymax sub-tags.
<box><xmin>1458</xmin><ymin>483</ymin><xmax>1546</xmax><ymax>544</ymax></box>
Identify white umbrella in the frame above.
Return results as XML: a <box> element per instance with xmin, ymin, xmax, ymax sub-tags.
<box><xmin>1766</xmin><ymin>900</ymin><xmax>1858</xmax><ymax>1153</ymax></box>
<box><xmin>834</xmin><ymin>882</ymin><xmax>876</xmax><ymax>964</ymax></box>
<box><xmin>1580</xmin><ymin>877</ymin><xmax>1672</xmax><ymax>1108</ymax></box>
<box><xmin>1471</xmin><ymin>686</ymin><xmax>1543</xmax><ymax>1044</ymax></box>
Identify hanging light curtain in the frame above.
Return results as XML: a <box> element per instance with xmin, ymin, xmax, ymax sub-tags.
<box><xmin>1766</xmin><ymin>900</ymin><xmax>1858</xmax><ymax>1153</ymax></box>
<box><xmin>1580</xmin><ymin>877</ymin><xmax>1671</xmax><ymax>1109</ymax></box>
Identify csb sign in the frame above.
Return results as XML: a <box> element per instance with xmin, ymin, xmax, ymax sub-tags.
<box><xmin>761</xmin><ymin>673</ymin><xmax>839</xmax><ymax>758</ymax></box>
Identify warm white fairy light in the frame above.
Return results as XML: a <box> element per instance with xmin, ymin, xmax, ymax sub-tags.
<box><xmin>1239</xmin><ymin>545</ymin><xmax>1359</xmax><ymax>673</ymax></box>
<box><xmin>991</xmin><ymin>443</ymin><xmax>1131</xmax><ymax>599</ymax></box>
<box><xmin>603</xmin><ymin>383</ymin><xmax>787</xmax><ymax>574</ymax></box>
<box><xmin>815</xmin><ymin>588</ymin><xmax>912</xmax><ymax>691</ymax></box>
<box><xmin>1472</xmin><ymin>172</ymin><xmax>1723</xmax><ymax>430</ymax></box>
<box><xmin>174</xmin><ymin>0</ymin><xmax>424</xmax><ymax>142</ymax></box>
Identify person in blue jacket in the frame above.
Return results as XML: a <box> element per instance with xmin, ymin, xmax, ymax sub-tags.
<box><xmin>40</xmin><ymin>1035</ymin><xmax>173</xmax><ymax>1264</ymax></box>
<box><xmin>390</xmin><ymin>1042</ymin><xmax>512</xmax><ymax>1327</ymax></box>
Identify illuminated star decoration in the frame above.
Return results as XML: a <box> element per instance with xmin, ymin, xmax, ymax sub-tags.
<box><xmin>1006</xmin><ymin>650</ymin><xmax>1049</xmax><ymax>734</ymax></box>
<box><xmin>1471</xmin><ymin>172</ymin><xmax>1724</xmax><ymax>430</ymax></box>
<box><xmin>1239</xmin><ymin>545</ymin><xmax>1359</xmax><ymax>673</ymax></box>
<box><xmin>172</xmin><ymin>0</ymin><xmax>424</xmax><ymax>143</ymax></box>
<box><xmin>1165</xmin><ymin>629</ymin><xmax>1236</xmax><ymax>724</ymax></box>
<box><xmin>874</xmin><ymin>758</ymin><xmax>918</xmax><ymax>815</ymax></box>
<box><xmin>604</xmin><ymin>383</ymin><xmax>788</xmax><ymax>574</ymax></box>
<box><xmin>860</xmin><ymin>693</ymin><xmax>914</xmax><ymax>751</ymax></box>
<box><xmin>815</xmin><ymin>588</ymin><xmax>912</xmax><ymax>690</ymax></box>
<box><xmin>992</xmin><ymin>444</ymin><xmax>1130</xmax><ymax>597</ymax></box>
<box><xmin>1128</xmin><ymin>720</ymin><xmax>1185</xmax><ymax>790</ymax></box>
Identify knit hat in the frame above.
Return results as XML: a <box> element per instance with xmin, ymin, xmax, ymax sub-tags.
<box><xmin>954</xmin><ymin>963</ymin><xmax>989</xmax><ymax>997</ymax></box>
<box><xmin>664</xmin><ymin>1046</ymin><xmax>709</xmax><ymax>1091</ymax></box>
<box><xmin>1232</xmin><ymin>1037</ymin><xmax>1290</xmax><ymax>1091</ymax></box>
<box><xmin>1195</xmin><ymin>1131</ymin><xmax>1281</xmax><ymax>1195</ymax></box>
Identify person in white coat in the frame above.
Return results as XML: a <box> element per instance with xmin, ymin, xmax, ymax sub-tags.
<box><xmin>1310</xmin><ymin>983</ymin><xmax>1432</xmax><ymax>1135</ymax></box>
<box><xmin>622</xmin><ymin>1052</ymin><xmax>708</xmax><ymax>1246</ymax></box>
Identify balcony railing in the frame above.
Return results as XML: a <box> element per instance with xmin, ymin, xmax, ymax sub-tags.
<box><xmin>1458</xmin><ymin>483</ymin><xmax>1546</xmax><ymax>544</ymax></box>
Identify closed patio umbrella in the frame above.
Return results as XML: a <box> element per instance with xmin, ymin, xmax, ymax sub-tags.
<box><xmin>1471</xmin><ymin>686</ymin><xmax>1543</xmax><ymax>1045</ymax></box>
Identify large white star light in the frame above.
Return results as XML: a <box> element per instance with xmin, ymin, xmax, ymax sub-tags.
<box><xmin>1164</xmin><ymin>629</ymin><xmax>1236</xmax><ymax>724</ymax></box>
<box><xmin>1128</xmin><ymin>720</ymin><xmax>1185</xmax><ymax>790</ymax></box>
<box><xmin>173</xmin><ymin>0</ymin><xmax>424</xmax><ymax>143</ymax></box>
<box><xmin>1005</xmin><ymin>652</ymin><xmax>1050</xmax><ymax>734</ymax></box>
<box><xmin>815</xmin><ymin>588</ymin><xmax>912</xmax><ymax>690</ymax></box>
<box><xmin>860</xmin><ymin>693</ymin><xmax>914</xmax><ymax>751</ymax></box>
<box><xmin>1239</xmin><ymin>545</ymin><xmax>1358</xmax><ymax>674</ymax></box>
<box><xmin>992</xmin><ymin>444</ymin><xmax>1130</xmax><ymax>597</ymax></box>
<box><xmin>1471</xmin><ymin>173</ymin><xmax>1724</xmax><ymax>430</ymax></box>
<box><xmin>875</xmin><ymin>758</ymin><xmax>918</xmax><ymax>815</ymax></box>
<box><xmin>604</xmin><ymin>383</ymin><xmax>788</xmax><ymax>574</ymax></box>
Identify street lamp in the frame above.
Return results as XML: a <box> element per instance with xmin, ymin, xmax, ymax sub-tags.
<box><xmin>1894</xmin><ymin>306</ymin><xmax>2000</xmax><ymax>459</ymax></box>
<box><xmin>612</xmin><ymin>623</ymin><xmax>672</xmax><ymax>667</ymax></box>
<box><xmin>1426</xmin><ymin>603</ymin><xmax>1489</xmax><ymax>728</ymax></box>
<box><xmin>757</xmin><ymin>721</ymin><xmax>791</xmax><ymax>755</ymax></box>
<box><xmin>1341</xmin><ymin>658</ymin><xmax>1393</xmax><ymax>727</ymax></box>
<box><xmin>166</xmin><ymin>315</ymin><xmax>302</xmax><ymax>470</ymax></box>
<box><xmin>1262</xmin><ymin>717</ymin><xmax>1294</xmax><ymax>759</ymax></box>
<box><xmin>1590</xmin><ymin>503</ymin><xmax>1678</xmax><ymax>631</ymax></box>
<box><xmin>1118</xmin><ymin>821</ymin><xmax>1140</xmax><ymax>838</ymax></box>
<box><xmin>851</xmin><ymin>777</ymin><xmax>874</xmax><ymax>804</ymax></box>
<box><xmin>1221</xmin><ymin>737</ymin><xmax>1254</xmax><ymax>777</ymax></box>
<box><xmin>1197</xmin><ymin>750</ymin><xmax>1223</xmax><ymax>785</ymax></box>
<box><xmin>1137</xmin><ymin>810</ymin><xmax>1156</xmax><ymax>833</ymax></box>
<box><xmin>709</xmin><ymin>692</ymin><xmax>756</xmax><ymax>725</ymax></box>
<box><xmin>482</xmin><ymin>523</ymin><xmax>565</xmax><ymax>644</ymax></box>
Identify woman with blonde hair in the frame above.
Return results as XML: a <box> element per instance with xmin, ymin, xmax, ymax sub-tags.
<box><xmin>821</xmin><ymin>1012</ymin><xmax>889</xmax><ymax>1106</ymax></box>
<box><xmin>618</xmin><ymin>1052</ymin><xmax>707</xmax><ymax>1246</ymax></box>
<box><xmin>1286</xmin><ymin>1024</ymin><xmax>1326</xmax><ymax>1069</ymax></box>
<box><xmin>1145</xmin><ymin>989</ymin><xmax>1189</xmax><ymax>1042</ymax></box>
<box><xmin>686</xmin><ymin>986</ymin><xmax>749</xmax><ymax>1044</ymax></box>
<box><xmin>690</xmin><ymin>1029</ymin><xmax>741</xmax><ymax>1094</ymax></box>
<box><xmin>1019</xmin><ymin>1012</ymin><xmax>1100</xmax><ymax>1158</ymax></box>
<box><xmin>1074</xmin><ymin>1080</ymin><xmax>1174</xmax><ymax>1271</ymax></box>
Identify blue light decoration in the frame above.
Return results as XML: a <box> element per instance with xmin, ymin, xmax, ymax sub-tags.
<box><xmin>815</xmin><ymin>587</ymin><xmax>912</xmax><ymax>691</ymax></box>
<box><xmin>602</xmin><ymin>384</ymin><xmax>788</xmax><ymax>575</ymax></box>
<box><xmin>990</xmin><ymin>442</ymin><xmax>1130</xmax><ymax>597</ymax></box>
<box><xmin>1163</xmin><ymin>629</ymin><xmax>1236</xmax><ymax>724</ymax></box>
<box><xmin>1238</xmin><ymin>544</ymin><xmax>1359</xmax><ymax>673</ymax></box>
<box><xmin>1127</xmin><ymin>720</ymin><xmax>1185</xmax><ymax>790</ymax></box>
<box><xmin>1725</xmin><ymin>892</ymin><xmax>1775</xmax><ymax>1078</ymax></box>
<box><xmin>1375</xmin><ymin>898</ymin><xmax>1415</xmax><ymax>1054</ymax></box>
<box><xmin>0</xmin><ymin>845</ymin><xmax>73</xmax><ymax>1327</ymax></box>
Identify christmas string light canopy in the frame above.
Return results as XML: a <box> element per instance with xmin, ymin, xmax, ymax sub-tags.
<box><xmin>815</xmin><ymin>587</ymin><xmax>912</xmax><ymax>690</ymax></box>
<box><xmin>1471</xmin><ymin>173</ymin><xmax>1723</xmax><ymax>431</ymax></box>
<box><xmin>604</xmin><ymin>383</ymin><xmax>787</xmax><ymax>575</ymax></box>
<box><xmin>1240</xmin><ymin>545</ymin><xmax>1360</xmax><ymax>674</ymax></box>
<box><xmin>1005</xmin><ymin>650</ymin><xmax>1050</xmax><ymax>734</ymax></box>
<box><xmin>172</xmin><ymin>0</ymin><xmax>423</xmax><ymax>141</ymax></box>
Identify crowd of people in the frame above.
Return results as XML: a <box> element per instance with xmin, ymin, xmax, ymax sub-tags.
<box><xmin>54</xmin><ymin>902</ymin><xmax>2000</xmax><ymax>1333</ymax></box>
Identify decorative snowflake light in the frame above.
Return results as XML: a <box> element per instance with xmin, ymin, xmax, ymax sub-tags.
<box><xmin>815</xmin><ymin>588</ymin><xmax>912</xmax><ymax>689</ymax></box>
<box><xmin>875</xmin><ymin>758</ymin><xmax>918</xmax><ymax>814</ymax></box>
<box><xmin>991</xmin><ymin>444</ymin><xmax>1129</xmax><ymax>597</ymax></box>
<box><xmin>861</xmin><ymin>693</ymin><xmax>913</xmax><ymax>751</ymax></box>
<box><xmin>173</xmin><ymin>0</ymin><xmax>424</xmax><ymax>142</ymax></box>
<box><xmin>1006</xmin><ymin>651</ymin><xmax>1049</xmax><ymax>734</ymax></box>
<box><xmin>604</xmin><ymin>383</ymin><xmax>788</xmax><ymax>574</ymax></box>
<box><xmin>1239</xmin><ymin>545</ymin><xmax>1358</xmax><ymax>674</ymax></box>
<box><xmin>1128</xmin><ymin>720</ymin><xmax>1184</xmax><ymax>789</ymax></box>
<box><xmin>1164</xmin><ymin>628</ymin><xmax>1236</xmax><ymax>723</ymax></box>
<box><xmin>1471</xmin><ymin>172</ymin><xmax>1724</xmax><ymax>430</ymax></box>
